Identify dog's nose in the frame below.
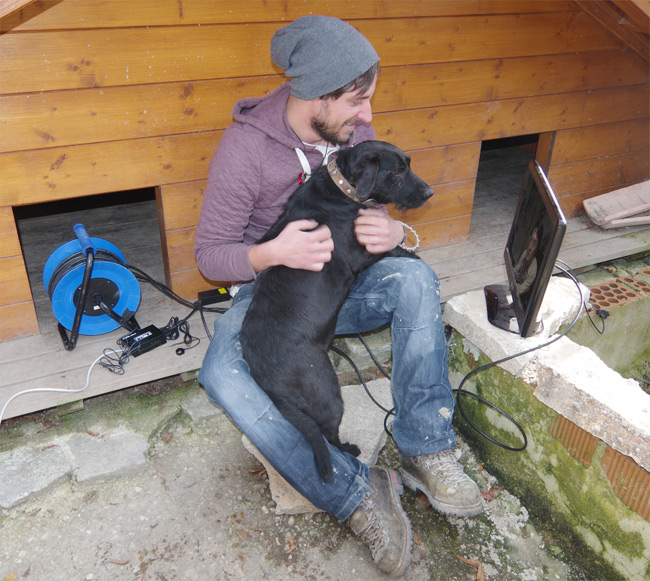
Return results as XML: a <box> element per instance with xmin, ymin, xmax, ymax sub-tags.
<box><xmin>425</xmin><ymin>187</ymin><xmax>434</xmax><ymax>199</ymax></box>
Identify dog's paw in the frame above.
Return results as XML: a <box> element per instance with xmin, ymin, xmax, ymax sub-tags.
<box><xmin>341</xmin><ymin>442</ymin><xmax>361</xmax><ymax>457</ymax></box>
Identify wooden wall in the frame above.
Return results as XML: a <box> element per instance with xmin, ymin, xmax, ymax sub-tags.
<box><xmin>1</xmin><ymin>0</ymin><xmax>648</xmax><ymax>342</ymax></box>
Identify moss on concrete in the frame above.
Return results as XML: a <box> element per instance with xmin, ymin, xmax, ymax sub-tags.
<box><xmin>447</xmin><ymin>331</ymin><xmax>650</xmax><ymax>581</ymax></box>
<box><xmin>0</xmin><ymin>376</ymin><xmax>198</xmax><ymax>453</ymax></box>
<box><xmin>568</xmin><ymin>294</ymin><xmax>650</xmax><ymax>380</ymax></box>
<box><xmin>572</xmin><ymin>253</ymin><xmax>650</xmax><ymax>388</ymax></box>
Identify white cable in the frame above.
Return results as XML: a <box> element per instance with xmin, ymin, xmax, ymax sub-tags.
<box><xmin>0</xmin><ymin>349</ymin><xmax>122</xmax><ymax>428</ymax></box>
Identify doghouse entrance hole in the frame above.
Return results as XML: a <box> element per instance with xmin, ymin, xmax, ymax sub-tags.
<box><xmin>13</xmin><ymin>187</ymin><xmax>162</xmax><ymax>332</ymax></box>
<box><xmin>470</xmin><ymin>134</ymin><xmax>539</xmax><ymax>234</ymax></box>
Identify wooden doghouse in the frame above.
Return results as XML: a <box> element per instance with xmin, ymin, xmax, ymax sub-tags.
<box><xmin>1</xmin><ymin>0</ymin><xmax>648</xmax><ymax>346</ymax></box>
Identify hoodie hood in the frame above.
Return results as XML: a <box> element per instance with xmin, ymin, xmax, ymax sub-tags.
<box><xmin>232</xmin><ymin>83</ymin><xmax>300</xmax><ymax>150</ymax></box>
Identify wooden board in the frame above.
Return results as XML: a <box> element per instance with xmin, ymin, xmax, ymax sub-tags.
<box><xmin>581</xmin><ymin>85</ymin><xmax>650</xmax><ymax>127</ymax></box>
<box><xmin>583</xmin><ymin>180</ymin><xmax>650</xmax><ymax>228</ymax></box>
<box><xmin>0</xmin><ymin>13</ymin><xmax>621</xmax><ymax>94</ymax></box>
<box><xmin>0</xmin><ymin>296</ymin><xmax>224</xmax><ymax>419</ymax></box>
<box><xmin>409</xmin><ymin>144</ymin><xmax>481</xmax><ymax>185</ymax></box>
<box><xmin>552</xmin><ymin>119</ymin><xmax>650</xmax><ymax>164</ymax></box>
<box><xmin>0</xmin><ymin>76</ymin><xmax>283</xmax><ymax>154</ymax></box>
<box><xmin>3</xmin><ymin>52</ymin><xmax>646</xmax><ymax>155</ymax></box>
<box><xmin>402</xmin><ymin>181</ymin><xmax>476</xmax><ymax>224</ymax></box>
<box><xmin>0</xmin><ymin>131</ymin><xmax>222</xmax><ymax>206</ymax></box>
<box><xmin>549</xmin><ymin>151</ymin><xmax>649</xmax><ymax>197</ymax></box>
<box><xmin>0</xmin><ymin>24</ymin><xmax>279</xmax><ymax>94</ymax></box>
<box><xmin>0</xmin><ymin>301</ymin><xmax>39</xmax><ymax>341</ymax></box>
<box><xmin>157</xmin><ymin>181</ymin><xmax>206</xmax><ymax>231</ymax></box>
<box><xmin>575</xmin><ymin>0</ymin><xmax>649</xmax><ymax>62</ymax></box>
<box><xmin>0</xmin><ymin>255</ymin><xmax>33</xmax><ymax>305</ymax></box>
<box><xmin>0</xmin><ymin>0</ymin><xmax>37</xmax><ymax>19</ymax></box>
<box><xmin>168</xmin><ymin>268</ymin><xmax>225</xmax><ymax>301</ymax></box>
<box><xmin>358</xmin><ymin>13</ymin><xmax>622</xmax><ymax>67</ymax></box>
<box><xmin>373</xmin><ymin>92</ymin><xmax>588</xmax><ymax>150</ymax></box>
<box><xmin>0</xmin><ymin>206</ymin><xmax>22</xmax><ymax>257</ymax></box>
<box><xmin>414</xmin><ymin>215</ymin><xmax>473</xmax><ymax>253</ymax></box>
<box><xmin>373</xmin><ymin>51</ymin><xmax>648</xmax><ymax>113</ymax></box>
<box><xmin>2</xmin><ymin>1</ymin><xmax>577</xmax><ymax>32</ymax></box>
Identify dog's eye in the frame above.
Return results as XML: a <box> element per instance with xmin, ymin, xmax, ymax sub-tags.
<box><xmin>392</xmin><ymin>168</ymin><xmax>405</xmax><ymax>176</ymax></box>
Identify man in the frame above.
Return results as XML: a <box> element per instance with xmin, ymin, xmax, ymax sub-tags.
<box><xmin>195</xmin><ymin>16</ymin><xmax>482</xmax><ymax>577</ymax></box>
<box><xmin>514</xmin><ymin>221</ymin><xmax>542</xmax><ymax>298</ymax></box>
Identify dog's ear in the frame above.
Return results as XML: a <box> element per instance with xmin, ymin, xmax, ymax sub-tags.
<box><xmin>350</xmin><ymin>155</ymin><xmax>380</xmax><ymax>201</ymax></box>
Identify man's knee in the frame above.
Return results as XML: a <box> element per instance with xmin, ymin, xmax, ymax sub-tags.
<box><xmin>198</xmin><ymin>335</ymin><xmax>240</xmax><ymax>400</ymax></box>
<box><xmin>396</xmin><ymin>259</ymin><xmax>440</xmax><ymax>302</ymax></box>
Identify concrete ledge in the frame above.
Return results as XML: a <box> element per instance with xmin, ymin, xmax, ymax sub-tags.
<box><xmin>443</xmin><ymin>276</ymin><xmax>650</xmax><ymax>472</ymax></box>
<box><xmin>534</xmin><ymin>339</ymin><xmax>650</xmax><ymax>472</ymax></box>
<box><xmin>443</xmin><ymin>276</ymin><xmax>587</xmax><ymax>378</ymax></box>
<box><xmin>443</xmin><ymin>277</ymin><xmax>650</xmax><ymax>580</ymax></box>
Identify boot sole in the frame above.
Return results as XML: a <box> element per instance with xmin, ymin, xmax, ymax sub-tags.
<box><xmin>400</xmin><ymin>469</ymin><xmax>483</xmax><ymax>518</ymax></box>
<box><xmin>379</xmin><ymin>468</ymin><xmax>413</xmax><ymax>577</ymax></box>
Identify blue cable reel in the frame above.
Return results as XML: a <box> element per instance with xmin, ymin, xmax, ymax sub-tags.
<box><xmin>42</xmin><ymin>224</ymin><xmax>141</xmax><ymax>350</ymax></box>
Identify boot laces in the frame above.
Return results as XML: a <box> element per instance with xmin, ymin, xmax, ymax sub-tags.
<box><xmin>355</xmin><ymin>500</ymin><xmax>388</xmax><ymax>555</ymax></box>
<box><xmin>421</xmin><ymin>448</ymin><xmax>468</xmax><ymax>486</ymax></box>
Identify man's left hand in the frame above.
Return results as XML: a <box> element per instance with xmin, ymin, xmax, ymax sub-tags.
<box><xmin>354</xmin><ymin>208</ymin><xmax>404</xmax><ymax>254</ymax></box>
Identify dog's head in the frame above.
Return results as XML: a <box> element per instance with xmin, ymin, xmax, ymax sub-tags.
<box><xmin>335</xmin><ymin>141</ymin><xmax>433</xmax><ymax>210</ymax></box>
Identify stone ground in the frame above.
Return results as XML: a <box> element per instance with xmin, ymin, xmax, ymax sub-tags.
<box><xmin>0</xmin><ymin>374</ymin><xmax>591</xmax><ymax>581</ymax></box>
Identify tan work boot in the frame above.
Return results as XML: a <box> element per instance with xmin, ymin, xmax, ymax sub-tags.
<box><xmin>400</xmin><ymin>448</ymin><xmax>483</xmax><ymax>517</ymax></box>
<box><xmin>347</xmin><ymin>467</ymin><xmax>412</xmax><ymax>577</ymax></box>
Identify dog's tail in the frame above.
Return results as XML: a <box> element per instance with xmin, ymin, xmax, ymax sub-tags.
<box><xmin>279</xmin><ymin>405</ymin><xmax>334</xmax><ymax>482</ymax></box>
<box><xmin>307</xmin><ymin>429</ymin><xmax>334</xmax><ymax>483</ymax></box>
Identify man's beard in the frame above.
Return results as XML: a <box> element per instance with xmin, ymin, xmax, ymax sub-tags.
<box><xmin>311</xmin><ymin>116</ymin><xmax>356</xmax><ymax>145</ymax></box>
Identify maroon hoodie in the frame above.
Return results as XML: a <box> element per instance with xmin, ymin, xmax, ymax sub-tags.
<box><xmin>194</xmin><ymin>83</ymin><xmax>376</xmax><ymax>284</ymax></box>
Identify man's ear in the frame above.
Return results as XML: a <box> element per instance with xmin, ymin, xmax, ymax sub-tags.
<box><xmin>351</xmin><ymin>155</ymin><xmax>379</xmax><ymax>201</ymax></box>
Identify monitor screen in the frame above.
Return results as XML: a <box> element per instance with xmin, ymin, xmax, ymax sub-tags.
<box><xmin>503</xmin><ymin>160</ymin><xmax>567</xmax><ymax>337</ymax></box>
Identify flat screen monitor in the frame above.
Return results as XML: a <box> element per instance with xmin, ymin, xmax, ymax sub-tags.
<box><xmin>485</xmin><ymin>160</ymin><xmax>567</xmax><ymax>338</ymax></box>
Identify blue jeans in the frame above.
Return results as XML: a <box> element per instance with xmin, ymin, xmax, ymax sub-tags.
<box><xmin>198</xmin><ymin>257</ymin><xmax>455</xmax><ymax>521</ymax></box>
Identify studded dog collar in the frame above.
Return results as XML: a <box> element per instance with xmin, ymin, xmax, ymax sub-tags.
<box><xmin>326</xmin><ymin>159</ymin><xmax>379</xmax><ymax>208</ymax></box>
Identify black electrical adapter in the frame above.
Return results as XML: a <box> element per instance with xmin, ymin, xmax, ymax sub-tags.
<box><xmin>198</xmin><ymin>287</ymin><xmax>232</xmax><ymax>305</ymax></box>
<box><xmin>119</xmin><ymin>324</ymin><xmax>167</xmax><ymax>357</ymax></box>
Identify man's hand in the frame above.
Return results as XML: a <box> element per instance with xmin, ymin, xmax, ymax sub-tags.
<box><xmin>249</xmin><ymin>219</ymin><xmax>334</xmax><ymax>272</ymax></box>
<box><xmin>354</xmin><ymin>208</ymin><xmax>404</xmax><ymax>254</ymax></box>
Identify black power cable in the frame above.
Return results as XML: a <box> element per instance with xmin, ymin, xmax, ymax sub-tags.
<box><xmin>125</xmin><ymin>263</ymin><xmax>229</xmax><ymax>343</ymax></box>
<box><xmin>585</xmin><ymin>305</ymin><xmax>608</xmax><ymax>335</ymax></box>
<box><xmin>126</xmin><ymin>263</ymin><xmax>229</xmax><ymax>315</ymax></box>
<box><xmin>453</xmin><ymin>262</ymin><xmax>584</xmax><ymax>451</ymax></box>
<box><xmin>335</xmin><ymin>261</ymin><xmax>587</xmax><ymax>452</ymax></box>
<box><xmin>126</xmin><ymin>260</ymin><xmax>586</xmax><ymax>453</ymax></box>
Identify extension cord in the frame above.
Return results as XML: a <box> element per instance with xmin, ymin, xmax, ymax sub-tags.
<box><xmin>0</xmin><ymin>350</ymin><xmax>115</xmax><ymax>427</ymax></box>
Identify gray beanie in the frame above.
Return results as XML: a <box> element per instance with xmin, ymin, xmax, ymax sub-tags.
<box><xmin>270</xmin><ymin>16</ymin><xmax>380</xmax><ymax>100</ymax></box>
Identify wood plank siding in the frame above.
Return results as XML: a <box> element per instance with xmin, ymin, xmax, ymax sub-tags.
<box><xmin>1</xmin><ymin>0</ymin><xmax>648</xmax><ymax>341</ymax></box>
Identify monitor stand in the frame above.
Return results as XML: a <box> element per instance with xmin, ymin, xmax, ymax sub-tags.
<box><xmin>484</xmin><ymin>284</ymin><xmax>543</xmax><ymax>336</ymax></box>
<box><xmin>484</xmin><ymin>284</ymin><xmax>519</xmax><ymax>334</ymax></box>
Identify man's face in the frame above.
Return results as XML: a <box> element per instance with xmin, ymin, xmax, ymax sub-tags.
<box><xmin>310</xmin><ymin>75</ymin><xmax>377</xmax><ymax>145</ymax></box>
<box><xmin>526</xmin><ymin>228</ymin><xmax>539</xmax><ymax>258</ymax></box>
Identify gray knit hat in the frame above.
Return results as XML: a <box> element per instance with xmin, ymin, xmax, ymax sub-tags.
<box><xmin>270</xmin><ymin>16</ymin><xmax>380</xmax><ymax>100</ymax></box>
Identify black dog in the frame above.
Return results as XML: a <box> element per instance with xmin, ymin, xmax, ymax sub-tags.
<box><xmin>240</xmin><ymin>140</ymin><xmax>433</xmax><ymax>482</ymax></box>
